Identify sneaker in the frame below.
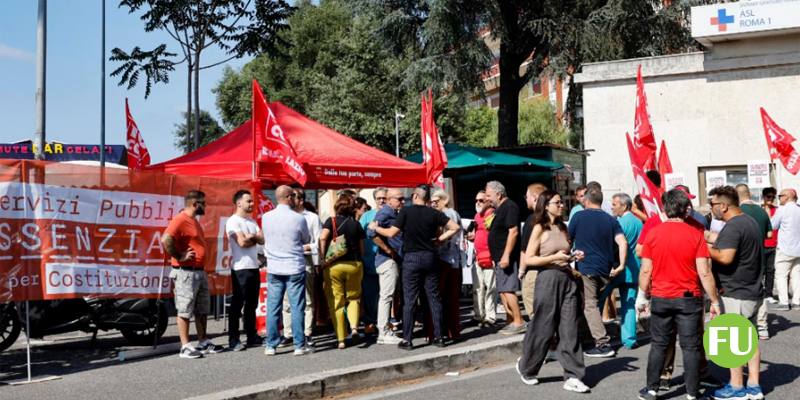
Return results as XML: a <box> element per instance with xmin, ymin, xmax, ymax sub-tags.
<box><xmin>659</xmin><ymin>378</ymin><xmax>671</xmax><ymax>391</ymax></box>
<box><xmin>499</xmin><ymin>323</ymin><xmax>526</xmax><ymax>335</ymax></box>
<box><xmin>563</xmin><ymin>378</ymin><xmax>590</xmax><ymax>393</ymax></box>
<box><xmin>711</xmin><ymin>384</ymin><xmax>748</xmax><ymax>400</ymax></box>
<box><xmin>638</xmin><ymin>387</ymin><xmax>658</xmax><ymax>400</ymax></box>
<box><xmin>293</xmin><ymin>346</ymin><xmax>313</xmax><ymax>356</ymax></box>
<box><xmin>515</xmin><ymin>357</ymin><xmax>539</xmax><ymax>385</ymax></box>
<box><xmin>179</xmin><ymin>345</ymin><xmax>203</xmax><ymax>359</ymax></box>
<box><xmin>264</xmin><ymin>347</ymin><xmax>276</xmax><ymax>356</ymax></box>
<box><xmin>278</xmin><ymin>336</ymin><xmax>293</xmax><ymax>348</ymax></box>
<box><xmin>377</xmin><ymin>334</ymin><xmax>403</xmax><ymax>345</ymax></box>
<box><xmin>766</xmin><ymin>297</ymin><xmax>778</xmax><ymax>304</ymax></box>
<box><xmin>772</xmin><ymin>303</ymin><xmax>790</xmax><ymax>311</ymax></box>
<box><xmin>398</xmin><ymin>340</ymin><xmax>413</xmax><ymax>350</ymax></box>
<box><xmin>197</xmin><ymin>340</ymin><xmax>224</xmax><ymax>354</ymax></box>
<box><xmin>758</xmin><ymin>327</ymin><xmax>770</xmax><ymax>340</ymax></box>
<box><xmin>584</xmin><ymin>344</ymin><xmax>615</xmax><ymax>358</ymax></box>
<box><xmin>745</xmin><ymin>384</ymin><xmax>764</xmax><ymax>400</ymax></box>
<box><xmin>305</xmin><ymin>336</ymin><xmax>315</xmax><ymax>347</ymax></box>
<box><xmin>230</xmin><ymin>342</ymin><xmax>246</xmax><ymax>352</ymax></box>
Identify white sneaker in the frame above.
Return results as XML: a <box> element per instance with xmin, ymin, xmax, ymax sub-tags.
<box><xmin>766</xmin><ymin>297</ymin><xmax>778</xmax><ymax>304</ymax></box>
<box><xmin>179</xmin><ymin>345</ymin><xmax>203</xmax><ymax>359</ymax></box>
<box><xmin>377</xmin><ymin>334</ymin><xmax>403</xmax><ymax>345</ymax></box>
<box><xmin>563</xmin><ymin>378</ymin><xmax>590</xmax><ymax>393</ymax></box>
<box><xmin>294</xmin><ymin>346</ymin><xmax>313</xmax><ymax>356</ymax></box>
<box><xmin>515</xmin><ymin>357</ymin><xmax>539</xmax><ymax>385</ymax></box>
<box><xmin>264</xmin><ymin>347</ymin><xmax>276</xmax><ymax>356</ymax></box>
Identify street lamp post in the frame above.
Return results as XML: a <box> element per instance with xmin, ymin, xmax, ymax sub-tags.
<box><xmin>394</xmin><ymin>111</ymin><xmax>405</xmax><ymax>157</ymax></box>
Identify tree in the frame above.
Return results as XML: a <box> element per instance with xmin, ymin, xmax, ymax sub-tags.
<box><xmin>214</xmin><ymin>0</ymin><xmax>470</xmax><ymax>157</ymax></box>
<box><xmin>172</xmin><ymin>110</ymin><xmax>226</xmax><ymax>153</ymax></box>
<box><xmin>368</xmin><ymin>0</ymin><xmax>704</xmax><ymax>148</ymax></box>
<box><xmin>462</xmin><ymin>98</ymin><xmax>568</xmax><ymax>147</ymax></box>
<box><xmin>110</xmin><ymin>0</ymin><xmax>292</xmax><ymax>151</ymax></box>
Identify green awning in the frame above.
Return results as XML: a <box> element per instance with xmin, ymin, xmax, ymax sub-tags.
<box><xmin>406</xmin><ymin>143</ymin><xmax>563</xmax><ymax>170</ymax></box>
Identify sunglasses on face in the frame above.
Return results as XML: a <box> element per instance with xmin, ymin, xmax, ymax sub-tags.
<box><xmin>376</xmin><ymin>197</ymin><xmax>387</xmax><ymax>201</ymax></box>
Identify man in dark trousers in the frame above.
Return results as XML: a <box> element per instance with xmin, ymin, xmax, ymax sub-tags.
<box><xmin>370</xmin><ymin>185</ymin><xmax>461</xmax><ymax>350</ymax></box>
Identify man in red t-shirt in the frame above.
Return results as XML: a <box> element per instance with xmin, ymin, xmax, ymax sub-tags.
<box><xmin>636</xmin><ymin>189</ymin><xmax>721</xmax><ymax>400</ymax></box>
<box><xmin>162</xmin><ymin>190</ymin><xmax>222</xmax><ymax>359</ymax></box>
<box><xmin>468</xmin><ymin>190</ymin><xmax>497</xmax><ymax>326</ymax></box>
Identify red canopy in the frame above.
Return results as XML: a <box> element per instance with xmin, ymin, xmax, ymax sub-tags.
<box><xmin>147</xmin><ymin>102</ymin><xmax>427</xmax><ymax>188</ymax></box>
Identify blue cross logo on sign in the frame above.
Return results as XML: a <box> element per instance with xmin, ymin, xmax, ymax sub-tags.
<box><xmin>710</xmin><ymin>9</ymin><xmax>735</xmax><ymax>32</ymax></box>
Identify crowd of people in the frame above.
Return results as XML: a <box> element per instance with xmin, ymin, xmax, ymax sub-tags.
<box><xmin>159</xmin><ymin>175</ymin><xmax>800</xmax><ymax>400</ymax></box>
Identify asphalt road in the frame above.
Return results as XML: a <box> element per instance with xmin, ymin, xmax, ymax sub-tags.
<box><xmin>0</xmin><ymin>304</ymin><xmax>506</xmax><ymax>400</ymax></box>
<box><xmin>348</xmin><ymin>310</ymin><xmax>800</xmax><ymax>400</ymax></box>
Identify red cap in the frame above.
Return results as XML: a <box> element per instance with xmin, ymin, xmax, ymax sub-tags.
<box><xmin>674</xmin><ymin>185</ymin><xmax>696</xmax><ymax>199</ymax></box>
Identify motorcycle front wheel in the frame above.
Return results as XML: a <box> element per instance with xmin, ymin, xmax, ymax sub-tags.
<box><xmin>119</xmin><ymin>301</ymin><xmax>169</xmax><ymax>346</ymax></box>
<box><xmin>0</xmin><ymin>303</ymin><xmax>22</xmax><ymax>352</ymax></box>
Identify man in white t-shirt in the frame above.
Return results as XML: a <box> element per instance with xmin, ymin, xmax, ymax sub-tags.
<box><xmin>226</xmin><ymin>189</ymin><xmax>265</xmax><ymax>351</ymax></box>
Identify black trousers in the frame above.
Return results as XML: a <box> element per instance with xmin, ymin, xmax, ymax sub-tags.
<box><xmin>764</xmin><ymin>247</ymin><xmax>776</xmax><ymax>298</ymax></box>
<box><xmin>519</xmin><ymin>268</ymin><xmax>585</xmax><ymax>380</ymax></box>
<box><xmin>228</xmin><ymin>268</ymin><xmax>261</xmax><ymax>345</ymax></box>
<box><xmin>647</xmin><ymin>297</ymin><xmax>704</xmax><ymax>397</ymax></box>
<box><xmin>402</xmin><ymin>251</ymin><xmax>443</xmax><ymax>342</ymax></box>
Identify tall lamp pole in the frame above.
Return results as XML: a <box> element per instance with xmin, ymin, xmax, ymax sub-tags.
<box><xmin>100</xmin><ymin>0</ymin><xmax>106</xmax><ymax>170</ymax></box>
<box><xmin>394</xmin><ymin>111</ymin><xmax>405</xmax><ymax>157</ymax></box>
<box><xmin>34</xmin><ymin>0</ymin><xmax>47</xmax><ymax>160</ymax></box>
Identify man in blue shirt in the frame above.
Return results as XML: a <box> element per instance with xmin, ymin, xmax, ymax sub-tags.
<box><xmin>359</xmin><ymin>188</ymin><xmax>387</xmax><ymax>335</ymax></box>
<box><xmin>604</xmin><ymin>192</ymin><xmax>642</xmax><ymax>350</ymax></box>
<box><xmin>367</xmin><ymin>188</ymin><xmax>405</xmax><ymax>344</ymax></box>
<box><xmin>569</xmin><ymin>187</ymin><xmax>628</xmax><ymax>358</ymax></box>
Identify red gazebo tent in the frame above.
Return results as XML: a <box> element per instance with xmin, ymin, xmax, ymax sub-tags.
<box><xmin>147</xmin><ymin>102</ymin><xmax>426</xmax><ymax>188</ymax></box>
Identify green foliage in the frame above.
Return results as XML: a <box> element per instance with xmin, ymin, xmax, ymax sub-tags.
<box><xmin>462</xmin><ymin>98</ymin><xmax>568</xmax><ymax>147</ymax></box>
<box><xmin>213</xmin><ymin>0</ymin><xmax>469</xmax><ymax>157</ymax></box>
<box><xmin>173</xmin><ymin>110</ymin><xmax>226</xmax><ymax>153</ymax></box>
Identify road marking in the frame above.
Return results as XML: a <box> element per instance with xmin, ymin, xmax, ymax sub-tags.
<box><xmin>348</xmin><ymin>363</ymin><xmax>515</xmax><ymax>400</ymax></box>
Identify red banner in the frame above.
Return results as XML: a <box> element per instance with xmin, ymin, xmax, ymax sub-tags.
<box><xmin>253</xmin><ymin>80</ymin><xmax>308</xmax><ymax>185</ymax></box>
<box><xmin>761</xmin><ymin>107</ymin><xmax>800</xmax><ymax>175</ymax></box>
<box><xmin>658</xmin><ymin>140</ymin><xmax>673</xmax><ymax>191</ymax></box>
<box><xmin>626</xmin><ymin>133</ymin><xmax>662</xmax><ymax>219</ymax></box>
<box><xmin>634</xmin><ymin>66</ymin><xmax>657</xmax><ymax>171</ymax></box>
<box><xmin>0</xmin><ymin>160</ymin><xmax>245</xmax><ymax>302</ymax></box>
<box><xmin>125</xmin><ymin>98</ymin><xmax>151</xmax><ymax>169</ymax></box>
<box><xmin>421</xmin><ymin>89</ymin><xmax>447</xmax><ymax>188</ymax></box>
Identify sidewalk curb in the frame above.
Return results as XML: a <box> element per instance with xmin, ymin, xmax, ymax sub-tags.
<box><xmin>186</xmin><ymin>335</ymin><xmax>524</xmax><ymax>400</ymax></box>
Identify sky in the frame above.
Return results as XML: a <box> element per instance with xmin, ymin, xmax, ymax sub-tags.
<box><xmin>0</xmin><ymin>1</ymin><xmax>251</xmax><ymax>163</ymax></box>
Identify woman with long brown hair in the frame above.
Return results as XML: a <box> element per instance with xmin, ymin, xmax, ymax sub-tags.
<box><xmin>319</xmin><ymin>194</ymin><xmax>366</xmax><ymax>349</ymax></box>
<box><xmin>515</xmin><ymin>190</ymin><xmax>590</xmax><ymax>394</ymax></box>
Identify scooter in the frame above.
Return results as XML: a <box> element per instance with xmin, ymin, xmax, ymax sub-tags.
<box><xmin>0</xmin><ymin>298</ymin><xmax>168</xmax><ymax>352</ymax></box>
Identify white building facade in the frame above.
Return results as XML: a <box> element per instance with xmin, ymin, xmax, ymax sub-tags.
<box><xmin>576</xmin><ymin>0</ymin><xmax>800</xmax><ymax>205</ymax></box>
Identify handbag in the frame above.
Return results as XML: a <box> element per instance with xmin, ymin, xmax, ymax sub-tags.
<box><xmin>324</xmin><ymin>216</ymin><xmax>349</xmax><ymax>264</ymax></box>
<box><xmin>476</xmin><ymin>249</ymin><xmax>494</xmax><ymax>269</ymax></box>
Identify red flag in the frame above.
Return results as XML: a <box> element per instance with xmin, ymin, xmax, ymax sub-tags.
<box><xmin>252</xmin><ymin>80</ymin><xmax>308</xmax><ymax>185</ymax></box>
<box><xmin>634</xmin><ymin>65</ymin><xmax>657</xmax><ymax>171</ymax></box>
<box><xmin>251</xmin><ymin>180</ymin><xmax>274</xmax><ymax>221</ymax></box>
<box><xmin>125</xmin><ymin>98</ymin><xmax>151</xmax><ymax>169</ymax></box>
<box><xmin>626</xmin><ymin>132</ymin><xmax>662</xmax><ymax>219</ymax></box>
<box><xmin>658</xmin><ymin>140</ymin><xmax>673</xmax><ymax>191</ymax></box>
<box><xmin>761</xmin><ymin>107</ymin><xmax>800</xmax><ymax>175</ymax></box>
<box><xmin>421</xmin><ymin>89</ymin><xmax>447</xmax><ymax>188</ymax></box>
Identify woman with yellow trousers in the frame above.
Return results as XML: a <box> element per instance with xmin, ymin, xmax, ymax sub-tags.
<box><xmin>319</xmin><ymin>195</ymin><xmax>366</xmax><ymax>349</ymax></box>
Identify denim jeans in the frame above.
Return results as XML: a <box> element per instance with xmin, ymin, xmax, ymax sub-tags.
<box><xmin>266</xmin><ymin>272</ymin><xmax>306</xmax><ymax>349</ymax></box>
<box><xmin>646</xmin><ymin>296</ymin><xmax>704</xmax><ymax>397</ymax></box>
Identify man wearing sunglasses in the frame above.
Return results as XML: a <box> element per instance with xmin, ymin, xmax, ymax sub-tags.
<box><xmin>469</xmin><ymin>190</ymin><xmax>497</xmax><ymax>327</ymax></box>
<box><xmin>368</xmin><ymin>188</ymin><xmax>406</xmax><ymax>344</ymax></box>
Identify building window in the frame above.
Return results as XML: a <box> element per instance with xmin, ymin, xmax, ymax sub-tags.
<box><xmin>697</xmin><ymin>165</ymin><xmax>774</xmax><ymax>204</ymax></box>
